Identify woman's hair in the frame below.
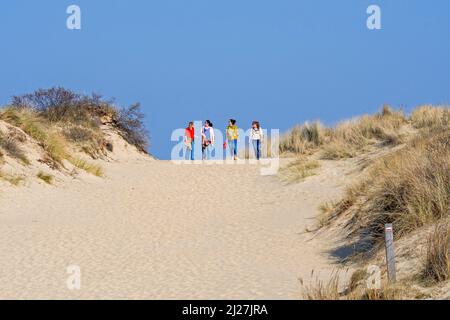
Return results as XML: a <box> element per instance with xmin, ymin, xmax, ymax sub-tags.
<box><xmin>252</xmin><ymin>121</ymin><xmax>260</xmax><ymax>129</ymax></box>
<box><xmin>188</xmin><ymin>121</ymin><xmax>194</xmax><ymax>127</ymax></box>
<box><xmin>205</xmin><ymin>120</ymin><xmax>213</xmax><ymax>127</ymax></box>
<box><xmin>229</xmin><ymin>119</ymin><xmax>236</xmax><ymax>125</ymax></box>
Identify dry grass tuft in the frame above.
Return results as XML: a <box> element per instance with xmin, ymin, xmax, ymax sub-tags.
<box><xmin>411</xmin><ymin>105</ymin><xmax>450</xmax><ymax>130</ymax></box>
<box><xmin>63</xmin><ymin>125</ymin><xmax>108</xmax><ymax>159</ymax></box>
<box><xmin>422</xmin><ymin>223</ymin><xmax>450</xmax><ymax>283</ymax></box>
<box><xmin>69</xmin><ymin>157</ymin><xmax>104</xmax><ymax>177</ymax></box>
<box><xmin>36</xmin><ymin>171</ymin><xmax>53</xmax><ymax>185</ymax></box>
<box><xmin>317</xmin><ymin>201</ymin><xmax>338</xmax><ymax>227</ymax></box>
<box><xmin>0</xmin><ymin>131</ymin><xmax>30</xmax><ymax>165</ymax></box>
<box><xmin>353</xmin><ymin>283</ymin><xmax>408</xmax><ymax>300</ymax></box>
<box><xmin>279</xmin><ymin>159</ymin><xmax>320</xmax><ymax>183</ymax></box>
<box><xmin>321</xmin><ymin>106</ymin><xmax>406</xmax><ymax>159</ymax></box>
<box><xmin>0</xmin><ymin>108</ymin><xmax>68</xmax><ymax>165</ymax></box>
<box><xmin>300</xmin><ymin>268</ymin><xmax>410</xmax><ymax>300</ymax></box>
<box><xmin>280</xmin><ymin>121</ymin><xmax>325</xmax><ymax>155</ymax></box>
<box><xmin>299</xmin><ymin>270</ymin><xmax>342</xmax><ymax>300</ymax></box>
<box><xmin>0</xmin><ymin>171</ymin><xmax>25</xmax><ymax>186</ymax></box>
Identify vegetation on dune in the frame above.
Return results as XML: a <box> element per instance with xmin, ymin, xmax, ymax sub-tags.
<box><xmin>422</xmin><ymin>223</ymin><xmax>450</xmax><ymax>283</ymax></box>
<box><xmin>0</xmin><ymin>87</ymin><xmax>150</xmax><ymax>178</ymax></box>
<box><xmin>280</xmin><ymin>105</ymin><xmax>413</xmax><ymax>158</ymax></box>
<box><xmin>0</xmin><ymin>130</ymin><xmax>30</xmax><ymax>165</ymax></box>
<box><xmin>293</xmin><ymin>105</ymin><xmax>449</xmax><ymax>299</ymax></box>
<box><xmin>279</xmin><ymin>121</ymin><xmax>325</xmax><ymax>155</ymax></box>
<box><xmin>0</xmin><ymin>171</ymin><xmax>25</xmax><ymax>186</ymax></box>
<box><xmin>1</xmin><ymin>107</ymin><xmax>69</xmax><ymax>166</ymax></box>
<box><xmin>322</xmin><ymin>127</ymin><xmax>449</xmax><ymax>247</ymax></box>
<box><xmin>281</xmin><ymin>105</ymin><xmax>449</xmax><ymax>246</ymax></box>
<box><xmin>9</xmin><ymin>87</ymin><xmax>149</xmax><ymax>152</ymax></box>
<box><xmin>36</xmin><ymin>171</ymin><xmax>53</xmax><ymax>185</ymax></box>
<box><xmin>299</xmin><ymin>269</ymin><xmax>411</xmax><ymax>300</ymax></box>
<box><xmin>411</xmin><ymin>105</ymin><xmax>450</xmax><ymax>130</ymax></box>
<box><xmin>6</xmin><ymin>87</ymin><xmax>148</xmax><ymax>151</ymax></box>
<box><xmin>69</xmin><ymin>157</ymin><xmax>104</xmax><ymax>177</ymax></box>
<box><xmin>279</xmin><ymin>158</ymin><xmax>320</xmax><ymax>183</ymax></box>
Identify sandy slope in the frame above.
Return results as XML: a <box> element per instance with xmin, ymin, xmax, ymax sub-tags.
<box><xmin>0</xmin><ymin>155</ymin><xmax>357</xmax><ymax>299</ymax></box>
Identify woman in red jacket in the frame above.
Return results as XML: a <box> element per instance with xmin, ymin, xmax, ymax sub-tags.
<box><xmin>184</xmin><ymin>122</ymin><xmax>195</xmax><ymax>160</ymax></box>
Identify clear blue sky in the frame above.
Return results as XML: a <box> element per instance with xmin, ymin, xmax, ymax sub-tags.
<box><xmin>1</xmin><ymin>0</ymin><xmax>449</xmax><ymax>159</ymax></box>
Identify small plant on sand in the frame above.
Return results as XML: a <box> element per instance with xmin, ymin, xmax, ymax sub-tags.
<box><xmin>69</xmin><ymin>157</ymin><xmax>104</xmax><ymax>177</ymax></box>
<box><xmin>0</xmin><ymin>171</ymin><xmax>25</xmax><ymax>186</ymax></box>
<box><xmin>422</xmin><ymin>223</ymin><xmax>450</xmax><ymax>283</ymax></box>
<box><xmin>37</xmin><ymin>171</ymin><xmax>53</xmax><ymax>185</ymax></box>
<box><xmin>317</xmin><ymin>201</ymin><xmax>338</xmax><ymax>227</ymax></box>
<box><xmin>279</xmin><ymin>159</ymin><xmax>320</xmax><ymax>183</ymax></box>
<box><xmin>63</xmin><ymin>125</ymin><xmax>108</xmax><ymax>159</ymax></box>
<box><xmin>299</xmin><ymin>270</ymin><xmax>342</xmax><ymax>300</ymax></box>
<box><xmin>350</xmin><ymin>282</ymin><xmax>408</xmax><ymax>300</ymax></box>
<box><xmin>0</xmin><ymin>131</ymin><xmax>30</xmax><ymax>165</ymax></box>
<box><xmin>300</xmin><ymin>269</ymin><xmax>410</xmax><ymax>300</ymax></box>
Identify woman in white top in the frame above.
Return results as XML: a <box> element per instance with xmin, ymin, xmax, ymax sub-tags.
<box><xmin>201</xmin><ymin>120</ymin><xmax>215</xmax><ymax>160</ymax></box>
<box><xmin>250</xmin><ymin>121</ymin><xmax>263</xmax><ymax>160</ymax></box>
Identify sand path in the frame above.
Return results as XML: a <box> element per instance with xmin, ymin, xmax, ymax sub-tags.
<box><xmin>0</xmin><ymin>158</ymin><xmax>354</xmax><ymax>299</ymax></box>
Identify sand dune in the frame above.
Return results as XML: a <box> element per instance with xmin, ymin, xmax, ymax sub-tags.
<box><xmin>0</xmin><ymin>151</ymin><xmax>360</xmax><ymax>299</ymax></box>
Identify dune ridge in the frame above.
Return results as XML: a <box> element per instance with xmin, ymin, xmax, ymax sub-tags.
<box><xmin>0</xmin><ymin>102</ymin><xmax>449</xmax><ymax>299</ymax></box>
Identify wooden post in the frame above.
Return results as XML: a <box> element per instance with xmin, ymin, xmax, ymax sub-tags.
<box><xmin>384</xmin><ymin>223</ymin><xmax>396</xmax><ymax>282</ymax></box>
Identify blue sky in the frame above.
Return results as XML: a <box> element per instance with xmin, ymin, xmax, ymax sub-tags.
<box><xmin>1</xmin><ymin>0</ymin><xmax>449</xmax><ymax>159</ymax></box>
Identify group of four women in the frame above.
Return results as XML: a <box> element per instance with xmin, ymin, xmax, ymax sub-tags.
<box><xmin>184</xmin><ymin>120</ymin><xmax>264</xmax><ymax>161</ymax></box>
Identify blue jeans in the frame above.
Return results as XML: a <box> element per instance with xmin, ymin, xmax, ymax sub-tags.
<box><xmin>229</xmin><ymin>139</ymin><xmax>238</xmax><ymax>158</ymax></box>
<box><xmin>185</xmin><ymin>141</ymin><xmax>194</xmax><ymax>160</ymax></box>
<box><xmin>203</xmin><ymin>144</ymin><xmax>212</xmax><ymax>160</ymax></box>
<box><xmin>252</xmin><ymin>139</ymin><xmax>261</xmax><ymax>160</ymax></box>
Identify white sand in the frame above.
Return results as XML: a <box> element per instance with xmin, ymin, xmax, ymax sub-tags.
<box><xmin>0</xmin><ymin>152</ymin><xmax>356</xmax><ymax>299</ymax></box>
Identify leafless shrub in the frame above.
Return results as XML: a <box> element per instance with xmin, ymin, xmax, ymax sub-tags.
<box><xmin>116</xmin><ymin>103</ymin><xmax>149</xmax><ymax>151</ymax></box>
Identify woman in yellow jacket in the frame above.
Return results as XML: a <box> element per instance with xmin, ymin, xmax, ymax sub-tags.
<box><xmin>226</xmin><ymin>119</ymin><xmax>239</xmax><ymax>160</ymax></box>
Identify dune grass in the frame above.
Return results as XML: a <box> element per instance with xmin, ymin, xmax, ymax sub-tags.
<box><xmin>0</xmin><ymin>107</ymin><xmax>68</xmax><ymax>165</ymax></box>
<box><xmin>411</xmin><ymin>105</ymin><xmax>450</xmax><ymax>130</ymax></box>
<box><xmin>0</xmin><ymin>171</ymin><xmax>25</xmax><ymax>186</ymax></box>
<box><xmin>299</xmin><ymin>269</ymin><xmax>409</xmax><ymax>300</ymax></box>
<box><xmin>317</xmin><ymin>126</ymin><xmax>449</xmax><ymax>256</ymax></box>
<box><xmin>279</xmin><ymin>159</ymin><xmax>320</xmax><ymax>183</ymax></box>
<box><xmin>422</xmin><ymin>223</ymin><xmax>450</xmax><ymax>283</ymax></box>
<box><xmin>299</xmin><ymin>270</ymin><xmax>341</xmax><ymax>300</ymax></box>
<box><xmin>280</xmin><ymin>121</ymin><xmax>325</xmax><ymax>155</ymax></box>
<box><xmin>0</xmin><ymin>131</ymin><xmax>30</xmax><ymax>165</ymax></box>
<box><xmin>63</xmin><ymin>125</ymin><xmax>108</xmax><ymax>159</ymax></box>
<box><xmin>36</xmin><ymin>171</ymin><xmax>53</xmax><ymax>185</ymax></box>
<box><xmin>280</xmin><ymin>105</ymin><xmax>408</xmax><ymax>159</ymax></box>
<box><xmin>0</xmin><ymin>107</ymin><xmax>105</xmax><ymax>177</ymax></box>
<box><xmin>69</xmin><ymin>157</ymin><xmax>104</xmax><ymax>177</ymax></box>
